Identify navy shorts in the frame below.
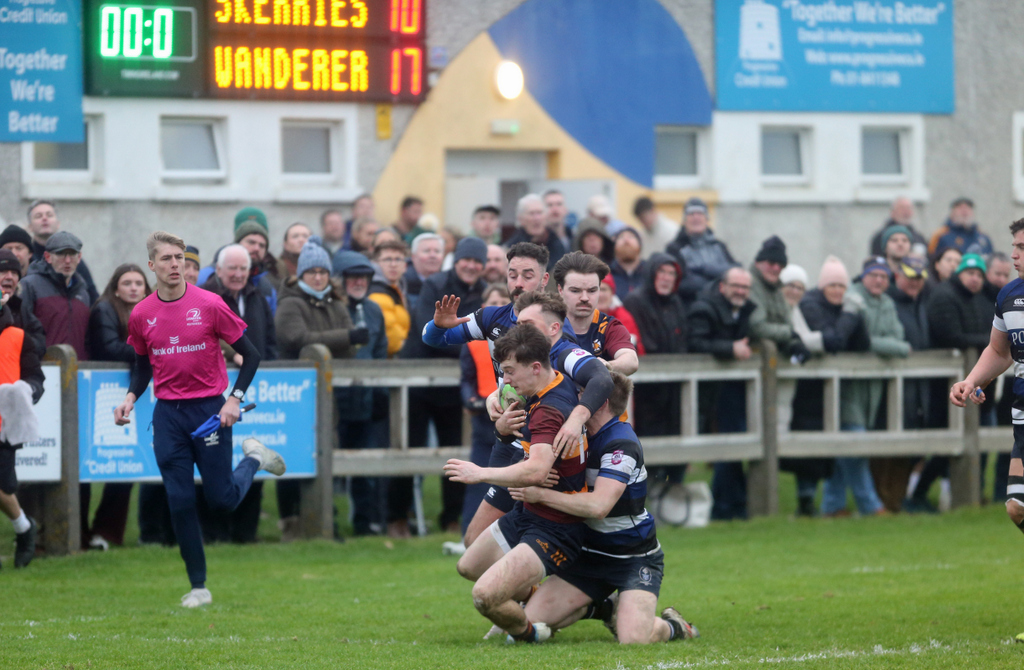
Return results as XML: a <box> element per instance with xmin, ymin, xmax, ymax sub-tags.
<box><xmin>493</xmin><ymin>503</ymin><xmax>584</xmax><ymax>576</ymax></box>
<box><xmin>0</xmin><ymin>446</ymin><xmax>17</xmax><ymax>495</ymax></box>
<box><xmin>558</xmin><ymin>549</ymin><xmax>665</xmax><ymax>602</ymax></box>
<box><xmin>1012</xmin><ymin>424</ymin><xmax>1024</xmax><ymax>460</ymax></box>
<box><xmin>483</xmin><ymin>441</ymin><xmax>524</xmax><ymax>514</ymax></box>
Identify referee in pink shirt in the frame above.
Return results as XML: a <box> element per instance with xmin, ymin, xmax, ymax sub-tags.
<box><xmin>115</xmin><ymin>231</ymin><xmax>285</xmax><ymax>608</ymax></box>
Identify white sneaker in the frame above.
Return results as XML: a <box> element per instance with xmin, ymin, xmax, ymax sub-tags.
<box><xmin>441</xmin><ymin>541</ymin><xmax>466</xmax><ymax>556</ymax></box>
<box><xmin>88</xmin><ymin>536</ymin><xmax>110</xmax><ymax>551</ymax></box>
<box><xmin>483</xmin><ymin>624</ymin><xmax>504</xmax><ymax>640</ymax></box>
<box><xmin>181</xmin><ymin>588</ymin><xmax>212</xmax><ymax>608</ymax></box>
<box><xmin>242</xmin><ymin>438</ymin><xmax>286</xmax><ymax>476</ymax></box>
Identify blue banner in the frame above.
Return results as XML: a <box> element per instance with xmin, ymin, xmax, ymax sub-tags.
<box><xmin>0</xmin><ymin>0</ymin><xmax>84</xmax><ymax>142</ymax></box>
<box><xmin>78</xmin><ymin>368</ymin><xmax>317</xmax><ymax>482</ymax></box>
<box><xmin>715</xmin><ymin>0</ymin><xmax>953</xmax><ymax>113</ymax></box>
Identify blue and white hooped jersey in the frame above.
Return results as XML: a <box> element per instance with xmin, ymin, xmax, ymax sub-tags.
<box><xmin>993</xmin><ymin>278</ymin><xmax>1024</xmax><ymax>423</ymax></box>
<box><xmin>579</xmin><ymin>418</ymin><xmax>659</xmax><ymax>558</ymax></box>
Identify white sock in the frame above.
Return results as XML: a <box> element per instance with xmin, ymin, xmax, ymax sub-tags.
<box><xmin>12</xmin><ymin>510</ymin><xmax>30</xmax><ymax>534</ymax></box>
<box><xmin>906</xmin><ymin>472</ymin><xmax>921</xmax><ymax>498</ymax></box>
<box><xmin>248</xmin><ymin>450</ymin><xmax>264</xmax><ymax>468</ymax></box>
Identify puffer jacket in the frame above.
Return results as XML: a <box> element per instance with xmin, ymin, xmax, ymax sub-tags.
<box><xmin>86</xmin><ymin>300</ymin><xmax>135</xmax><ymax>363</ymax></box>
<box><xmin>665</xmin><ymin>228</ymin><xmax>736</xmax><ymax>304</ymax></box>
<box><xmin>274</xmin><ymin>278</ymin><xmax>355</xmax><ymax>360</ymax></box>
<box><xmin>840</xmin><ymin>282</ymin><xmax>910</xmax><ymax>429</ymax></box>
<box><xmin>20</xmin><ymin>260</ymin><xmax>92</xmax><ymax>361</ymax></box>
<box><xmin>368</xmin><ymin>267</ymin><xmax>410</xmax><ymax>358</ymax></box>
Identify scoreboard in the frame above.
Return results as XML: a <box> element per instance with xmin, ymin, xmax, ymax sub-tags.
<box><xmin>84</xmin><ymin>0</ymin><xmax>426</xmax><ymax>101</ymax></box>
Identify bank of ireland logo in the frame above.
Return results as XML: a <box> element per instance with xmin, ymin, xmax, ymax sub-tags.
<box><xmin>169</xmin><ymin>336</ymin><xmax>180</xmax><ymax>345</ymax></box>
<box><xmin>740</xmin><ymin>0</ymin><xmax>782</xmax><ymax>61</ymax></box>
<box><xmin>638</xmin><ymin>566</ymin><xmax>653</xmax><ymax>585</ymax></box>
<box><xmin>186</xmin><ymin>308</ymin><xmax>202</xmax><ymax>326</ymax></box>
<box><xmin>94</xmin><ymin>382</ymin><xmax>137</xmax><ymax>446</ymax></box>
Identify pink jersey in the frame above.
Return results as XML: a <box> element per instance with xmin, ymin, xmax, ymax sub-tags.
<box><xmin>127</xmin><ymin>284</ymin><xmax>247</xmax><ymax>400</ymax></box>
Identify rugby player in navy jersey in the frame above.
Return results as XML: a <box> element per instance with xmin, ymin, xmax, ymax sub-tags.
<box><xmin>553</xmin><ymin>251</ymin><xmax>638</xmax><ymax>375</ymax></box>
<box><xmin>424</xmin><ymin>248</ymin><xmax>613</xmax><ymax>545</ymax></box>
<box><xmin>953</xmin><ymin>219</ymin><xmax>1024</xmax><ymax>552</ymax></box>
<box><xmin>511</xmin><ymin>372</ymin><xmax>699</xmax><ymax>644</ymax></box>
<box><xmin>444</xmin><ymin>325</ymin><xmax>589</xmax><ymax>643</ymax></box>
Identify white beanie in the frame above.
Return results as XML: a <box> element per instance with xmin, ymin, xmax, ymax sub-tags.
<box><xmin>779</xmin><ymin>264</ymin><xmax>809</xmax><ymax>288</ymax></box>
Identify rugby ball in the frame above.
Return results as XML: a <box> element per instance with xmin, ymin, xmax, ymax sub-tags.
<box><xmin>499</xmin><ymin>383</ymin><xmax>526</xmax><ymax>410</ymax></box>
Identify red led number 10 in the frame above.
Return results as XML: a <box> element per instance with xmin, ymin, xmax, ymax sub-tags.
<box><xmin>389</xmin><ymin>0</ymin><xmax>420</xmax><ymax>34</ymax></box>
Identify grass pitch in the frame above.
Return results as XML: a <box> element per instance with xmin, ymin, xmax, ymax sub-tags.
<box><xmin>4</xmin><ymin>484</ymin><xmax>1024</xmax><ymax>670</ymax></box>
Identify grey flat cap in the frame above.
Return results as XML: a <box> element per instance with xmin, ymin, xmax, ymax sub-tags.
<box><xmin>45</xmin><ymin>231</ymin><xmax>82</xmax><ymax>253</ymax></box>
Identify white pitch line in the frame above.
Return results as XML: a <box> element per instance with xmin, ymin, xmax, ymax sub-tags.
<box><xmin>614</xmin><ymin>639</ymin><xmax>954</xmax><ymax>669</ymax></box>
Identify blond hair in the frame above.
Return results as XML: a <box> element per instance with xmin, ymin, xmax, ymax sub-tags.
<box><xmin>146</xmin><ymin>231</ymin><xmax>186</xmax><ymax>260</ymax></box>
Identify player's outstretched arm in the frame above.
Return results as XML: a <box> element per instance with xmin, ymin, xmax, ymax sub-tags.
<box><xmin>444</xmin><ymin>442</ymin><xmax>557</xmax><ymax>488</ymax></box>
<box><xmin>554</xmin><ymin>357</ymin><xmax>613</xmax><ymax>457</ymax></box>
<box><xmin>951</xmin><ymin>326</ymin><xmax>1012</xmax><ymax>407</ymax></box>
<box><xmin>511</xmin><ymin>477</ymin><xmax>626</xmax><ymax>519</ymax></box>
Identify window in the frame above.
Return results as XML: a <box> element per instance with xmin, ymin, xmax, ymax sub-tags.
<box><xmin>34</xmin><ymin>123</ymin><xmax>89</xmax><ymax>170</ymax></box>
<box><xmin>281</xmin><ymin>124</ymin><xmax>332</xmax><ymax>174</ymax></box>
<box><xmin>761</xmin><ymin>129</ymin><xmax>802</xmax><ymax>176</ymax></box>
<box><xmin>654</xmin><ymin>126</ymin><xmax>705</xmax><ymax>189</ymax></box>
<box><xmin>160</xmin><ymin>118</ymin><xmax>224</xmax><ymax>179</ymax></box>
<box><xmin>861</xmin><ymin>128</ymin><xmax>907</xmax><ymax>184</ymax></box>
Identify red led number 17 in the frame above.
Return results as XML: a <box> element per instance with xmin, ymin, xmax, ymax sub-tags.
<box><xmin>389</xmin><ymin>0</ymin><xmax>422</xmax><ymax>96</ymax></box>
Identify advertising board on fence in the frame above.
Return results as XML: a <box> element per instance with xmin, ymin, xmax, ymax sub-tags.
<box><xmin>14</xmin><ymin>364</ymin><xmax>62</xmax><ymax>483</ymax></box>
<box><xmin>78</xmin><ymin>368</ymin><xmax>317</xmax><ymax>482</ymax></box>
<box><xmin>716</xmin><ymin>0</ymin><xmax>954</xmax><ymax>112</ymax></box>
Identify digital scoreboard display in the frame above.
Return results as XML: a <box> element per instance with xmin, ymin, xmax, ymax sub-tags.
<box><xmin>84</xmin><ymin>0</ymin><xmax>426</xmax><ymax>101</ymax></box>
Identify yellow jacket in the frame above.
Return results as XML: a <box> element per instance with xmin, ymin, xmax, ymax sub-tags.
<box><xmin>368</xmin><ymin>281</ymin><xmax>410</xmax><ymax>357</ymax></box>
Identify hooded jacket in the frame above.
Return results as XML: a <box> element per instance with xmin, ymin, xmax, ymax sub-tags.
<box><xmin>926</xmin><ymin>272</ymin><xmax>994</xmax><ymax>351</ymax></box>
<box><xmin>368</xmin><ymin>265</ymin><xmax>410</xmax><ymax>357</ymax></box>
<box><xmin>665</xmin><ymin>228</ymin><xmax>736</xmax><ymax>304</ymax></box>
<box><xmin>622</xmin><ymin>253</ymin><xmax>687</xmax><ymax>355</ymax></box>
<box><xmin>274</xmin><ymin>277</ymin><xmax>355</xmax><ymax>360</ymax></box>
<box><xmin>748</xmin><ymin>263</ymin><xmax>793</xmax><ymax>346</ymax></box>
<box><xmin>333</xmin><ymin>252</ymin><xmax>388</xmax><ymax>423</ymax></box>
<box><xmin>20</xmin><ymin>260</ymin><xmax>92</xmax><ymax>361</ymax></box>
<box><xmin>572</xmin><ymin>218</ymin><xmax>615</xmax><ymax>263</ymax></box>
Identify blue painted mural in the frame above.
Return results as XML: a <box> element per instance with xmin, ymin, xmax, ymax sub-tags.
<box><xmin>488</xmin><ymin>0</ymin><xmax>713</xmax><ymax>187</ymax></box>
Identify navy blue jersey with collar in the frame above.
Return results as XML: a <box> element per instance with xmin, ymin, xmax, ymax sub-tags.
<box><xmin>579</xmin><ymin>417</ymin><xmax>658</xmax><ymax>557</ymax></box>
<box><xmin>567</xmin><ymin>309</ymin><xmax>637</xmax><ymax>362</ymax></box>
<box><xmin>993</xmin><ymin>277</ymin><xmax>1024</xmax><ymax>420</ymax></box>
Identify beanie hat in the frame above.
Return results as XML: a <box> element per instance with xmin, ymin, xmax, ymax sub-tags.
<box><xmin>0</xmin><ymin>249</ymin><xmax>21</xmax><ymax>277</ymax></box>
<box><xmin>601</xmin><ymin>273</ymin><xmax>617</xmax><ymax>293</ymax></box>
<box><xmin>184</xmin><ymin>245</ymin><xmax>200</xmax><ymax>267</ymax></box>
<box><xmin>683</xmin><ymin>197</ymin><xmax>707</xmax><ymax>216</ymax></box>
<box><xmin>880</xmin><ymin>225</ymin><xmax>912</xmax><ymax>250</ymax></box>
<box><xmin>615</xmin><ymin>227</ymin><xmax>643</xmax><ymax>248</ymax></box>
<box><xmin>755</xmin><ymin>235</ymin><xmax>787</xmax><ymax>266</ymax></box>
<box><xmin>454</xmin><ymin>237</ymin><xmax>487</xmax><ymax>265</ymax></box>
<box><xmin>779</xmin><ymin>263</ymin><xmax>808</xmax><ymax>288</ymax></box>
<box><xmin>956</xmin><ymin>253</ymin><xmax>987</xmax><ymax>275</ymax></box>
<box><xmin>859</xmin><ymin>256</ymin><xmax>891</xmax><ymax>280</ymax></box>
<box><xmin>296</xmin><ymin>236</ymin><xmax>332</xmax><ymax>278</ymax></box>
<box><xmin>234</xmin><ymin>206</ymin><xmax>268</xmax><ymax>232</ymax></box>
<box><xmin>235</xmin><ymin>220</ymin><xmax>269</xmax><ymax>245</ymax></box>
<box><xmin>0</xmin><ymin>224</ymin><xmax>32</xmax><ymax>249</ymax></box>
<box><xmin>817</xmin><ymin>255</ymin><xmax>849</xmax><ymax>289</ymax></box>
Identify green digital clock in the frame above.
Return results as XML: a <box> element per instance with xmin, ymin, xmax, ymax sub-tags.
<box><xmin>85</xmin><ymin>0</ymin><xmax>206</xmax><ymax>97</ymax></box>
<box><xmin>98</xmin><ymin>4</ymin><xmax>197</xmax><ymax>61</ymax></box>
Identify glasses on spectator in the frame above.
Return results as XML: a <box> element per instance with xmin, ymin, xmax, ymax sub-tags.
<box><xmin>378</xmin><ymin>257</ymin><xmax>405</xmax><ymax>264</ymax></box>
<box><xmin>725</xmin><ymin>283</ymin><xmax>751</xmax><ymax>290</ymax></box>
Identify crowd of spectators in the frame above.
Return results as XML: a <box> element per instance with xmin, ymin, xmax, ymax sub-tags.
<box><xmin>0</xmin><ymin>189</ymin><xmax>1014</xmax><ymax>558</ymax></box>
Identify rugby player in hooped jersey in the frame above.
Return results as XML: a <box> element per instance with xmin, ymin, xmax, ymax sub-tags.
<box><xmin>424</xmin><ymin>245</ymin><xmax>614</xmax><ymax>546</ymax></box>
<box><xmin>953</xmin><ymin>220</ymin><xmax>1024</xmax><ymax>550</ymax></box>
<box><xmin>511</xmin><ymin>372</ymin><xmax>699</xmax><ymax>644</ymax></box>
<box><xmin>113</xmin><ymin>231</ymin><xmax>286</xmax><ymax>608</ymax></box>
<box><xmin>444</xmin><ymin>325</ymin><xmax>589</xmax><ymax>643</ymax></box>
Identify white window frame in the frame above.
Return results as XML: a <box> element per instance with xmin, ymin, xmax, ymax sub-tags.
<box><xmin>159</xmin><ymin>116</ymin><xmax>227</xmax><ymax>182</ymax></box>
<box><xmin>279</xmin><ymin>119</ymin><xmax>343</xmax><ymax>184</ymax></box>
<box><xmin>1012</xmin><ymin>112</ymin><xmax>1024</xmax><ymax>203</ymax></box>
<box><xmin>653</xmin><ymin>125</ymin><xmax>709</xmax><ymax>190</ymax></box>
<box><xmin>860</xmin><ymin>125</ymin><xmax>911</xmax><ymax>186</ymax></box>
<box><xmin>759</xmin><ymin>125</ymin><xmax>812</xmax><ymax>186</ymax></box>
<box><xmin>22</xmin><ymin>115</ymin><xmax>103</xmax><ymax>184</ymax></box>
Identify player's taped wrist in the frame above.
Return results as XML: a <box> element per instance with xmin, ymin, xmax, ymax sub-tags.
<box><xmin>494</xmin><ymin>429</ymin><xmax>516</xmax><ymax>444</ymax></box>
